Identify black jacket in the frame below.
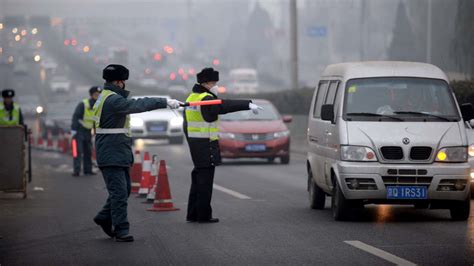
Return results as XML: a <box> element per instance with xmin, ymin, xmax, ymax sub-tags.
<box><xmin>71</xmin><ymin>98</ymin><xmax>96</xmax><ymax>138</ymax></box>
<box><xmin>184</xmin><ymin>84</ymin><xmax>251</xmax><ymax>168</ymax></box>
<box><xmin>95</xmin><ymin>83</ymin><xmax>168</xmax><ymax>168</ymax></box>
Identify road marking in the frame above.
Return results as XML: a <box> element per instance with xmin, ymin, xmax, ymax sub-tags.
<box><xmin>213</xmin><ymin>184</ymin><xmax>251</xmax><ymax>200</ymax></box>
<box><xmin>344</xmin><ymin>240</ymin><xmax>416</xmax><ymax>266</ymax></box>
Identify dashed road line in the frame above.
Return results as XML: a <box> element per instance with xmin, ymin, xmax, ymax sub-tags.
<box><xmin>213</xmin><ymin>184</ymin><xmax>252</xmax><ymax>200</ymax></box>
<box><xmin>344</xmin><ymin>240</ymin><xmax>416</xmax><ymax>266</ymax></box>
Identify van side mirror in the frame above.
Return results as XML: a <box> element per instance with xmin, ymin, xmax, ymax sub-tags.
<box><xmin>321</xmin><ymin>104</ymin><xmax>334</xmax><ymax>122</ymax></box>
<box><xmin>460</xmin><ymin>103</ymin><xmax>474</xmax><ymax>121</ymax></box>
<box><xmin>282</xmin><ymin>115</ymin><xmax>293</xmax><ymax>123</ymax></box>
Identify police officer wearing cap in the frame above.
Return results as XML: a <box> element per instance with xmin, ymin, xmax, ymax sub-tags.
<box><xmin>71</xmin><ymin>86</ymin><xmax>102</xmax><ymax>177</ymax></box>
<box><xmin>0</xmin><ymin>89</ymin><xmax>24</xmax><ymax>126</ymax></box>
<box><xmin>92</xmin><ymin>64</ymin><xmax>182</xmax><ymax>242</ymax></box>
<box><xmin>184</xmin><ymin>67</ymin><xmax>263</xmax><ymax>223</ymax></box>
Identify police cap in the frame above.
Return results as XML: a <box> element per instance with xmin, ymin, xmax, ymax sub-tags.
<box><xmin>102</xmin><ymin>64</ymin><xmax>129</xmax><ymax>81</ymax></box>
<box><xmin>2</xmin><ymin>89</ymin><xmax>15</xmax><ymax>98</ymax></box>
<box><xmin>89</xmin><ymin>86</ymin><xmax>102</xmax><ymax>95</ymax></box>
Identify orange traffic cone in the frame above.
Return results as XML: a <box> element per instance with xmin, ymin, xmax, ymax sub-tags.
<box><xmin>37</xmin><ymin>132</ymin><xmax>44</xmax><ymax>148</ymax></box>
<box><xmin>46</xmin><ymin>129</ymin><xmax>53</xmax><ymax>150</ymax></box>
<box><xmin>144</xmin><ymin>157</ymin><xmax>159</xmax><ymax>203</ymax></box>
<box><xmin>148</xmin><ymin>160</ymin><xmax>179</xmax><ymax>212</ymax></box>
<box><xmin>57</xmin><ymin>130</ymin><xmax>64</xmax><ymax>152</ymax></box>
<box><xmin>137</xmin><ymin>152</ymin><xmax>152</xmax><ymax>198</ymax></box>
<box><xmin>130</xmin><ymin>150</ymin><xmax>143</xmax><ymax>194</ymax></box>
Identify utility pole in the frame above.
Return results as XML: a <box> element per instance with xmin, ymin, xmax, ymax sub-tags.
<box><xmin>426</xmin><ymin>0</ymin><xmax>432</xmax><ymax>63</ymax></box>
<box><xmin>289</xmin><ymin>0</ymin><xmax>298</xmax><ymax>90</ymax></box>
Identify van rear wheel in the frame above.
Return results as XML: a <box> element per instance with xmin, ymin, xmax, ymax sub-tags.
<box><xmin>308</xmin><ymin>174</ymin><xmax>325</xmax><ymax>210</ymax></box>
<box><xmin>450</xmin><ymin>198</ymin><xmax>470</xmax><ymax>221</ymax></box>
<box><xmin>332</xmin><ymin>182</ymin><xmax>351</xmax><ymax>221</ymax></box>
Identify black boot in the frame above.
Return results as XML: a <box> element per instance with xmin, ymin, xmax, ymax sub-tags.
<box><xmin>93</xmin><ymin>217</ymin><xmax>114</xmax><ymax>238</ymax></box>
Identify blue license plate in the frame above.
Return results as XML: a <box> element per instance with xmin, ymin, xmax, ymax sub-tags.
<box><xmin>150</xmin><ymin>126</ymin><xmax>165</xmax><ymax>132</ymax></box>
<box><xmin>387</xmin><ymin>186</ymin><xmax>427</xmax><ymax>199</ymax></box>
<box><xmin>245</xmin><ymin>144</ymin><xmax>266</xmax><ymax>152</ymax></box>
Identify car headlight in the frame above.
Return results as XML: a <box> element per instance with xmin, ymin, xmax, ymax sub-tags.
<box><xmin>469</xmin><ymin>144</ymin><xmax>474</xmax><ymax>157</ymax></box>
<box><xmin>219</xmin><ymin>132</ymin><xmax>236</xmax><ymax>139</ymax></box>
<box><xmin>341</xmin><ymin>145</ymin><xmax>377</xmax><ymax>162</ymax></box>
<box><xmin>130</xmin><ymin>117</ymin><xmax>144</xmax><ymax>127</ymax></box>
<box><xmin>170</xmin><ymin>116</ymin><xmax>183</xmax><ymax>127</ymax></box>
<box><xmin>436</xmin><ymin>147</ymin><xmax>467</xmax><ymax>162</ymax></box>
<box><xmin>273</xmin><ymin>130</ymin><xmax>290</xmax><ymax>139</ymax></box>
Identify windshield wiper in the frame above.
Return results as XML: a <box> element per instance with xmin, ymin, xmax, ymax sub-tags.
<box><xmin>393</xmin><ymin>111</ymin><xmax>452</xmax><ymax>122</ymax></box>
<box><xmin>346</xmin><ymin>112</ymin><xmax>404</xmax><ymax>121</ymax></box>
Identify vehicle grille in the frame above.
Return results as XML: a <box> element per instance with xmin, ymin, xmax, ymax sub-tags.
<box><xmin>146</xmin><ymin>121</ymin><xmax>168</xmax><ymax>132</ymax></box>
<box><xmin>238</xmin><ymin>133</ymin><xmax>272</xmax><ymax>142</ymax></box>
<box><xmin>410</xmin><ymin>147</ymin><xmax>432</xmax><ymax>160</ymax></box>
<box><xmin>380</xmin><ymin>146</ymin><xmax>404</xmax><ymax>160</ymax></box>
<box><xmin>382</xmin><ymin>176</ymin><xmax>433</xmax><ymax>186</ymax></box>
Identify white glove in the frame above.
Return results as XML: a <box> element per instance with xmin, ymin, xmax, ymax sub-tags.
<box><xmin>249</xmin><ymin>103</ymin><xmax>264</xmax><ymax>114</ymax></box>
<box><xmin>167</xmin><ymin>99</ymin><xmax>183</xmax><ymax>109</ymax></box>
<box><xmin>71</xmin><ymin>130</ymin><xmax>77</xmax><ymax>137</ymax></box>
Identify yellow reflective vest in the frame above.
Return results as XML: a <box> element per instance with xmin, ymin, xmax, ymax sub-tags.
<box><xmin>185</xmin><ymin>92</ymin><xmax>219</xmax><ymax>140</ymax></box>
<box><xmin>93</xmin><ymin>89</ymin><xmax>131</xmax><ymax>136</ymax></box>
<box><xmin>79</xmin><ymin>98</ymin><xmax>95</xmax><ymax>130</ymax></box>
<box><xmin>0</xmin><ymin>102</ymin><xmax>20</xmax><ymax>126</ymax></box>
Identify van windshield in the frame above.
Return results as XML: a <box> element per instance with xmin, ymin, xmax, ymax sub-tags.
<box><xmin>343</xmin><ymin>78</ymin><xmax>460</xmax><ymax>122</ymax></box>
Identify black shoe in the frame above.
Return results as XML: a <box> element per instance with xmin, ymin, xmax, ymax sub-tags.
<box><xmin>115</xmin><ymin>235</ymin><xmax>134</xmax><ymax>242</ymax></box>
<box><xmin>84</xmin><ymin>172</ymin><xmax>97</xmax><ymax>176</ymax></box>
<box><xmin>72</xmin><ymin>173</ymin><xmax>80</xmax><ymax>177</ymax></box>
<box><xmin>198</xmin><ymin>218</ymin><xmax>219</xmax><ymax>223</ymax></box>
<box><xmin>93</xmin><ymin>218</ymin><xmax>114</xmax><ymax>238</ymax></box>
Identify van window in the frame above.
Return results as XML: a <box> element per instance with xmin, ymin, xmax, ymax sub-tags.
<box><xmin>343</xmin><ymin>77</ymin><xmax>460</xmax><ymax>122</ymax></box>
<box><xmin>325</xmin><ymin>81</ymin><xmax>339</xmax><ymax>104</ymax></box>
<box><xmin>313</xmin><ymin>81</ymin><xmax>329</xmax><ymax>118</ymax></box>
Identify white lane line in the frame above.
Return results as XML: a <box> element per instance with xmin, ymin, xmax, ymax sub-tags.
<box><xmin>344</xmin><ymin>240</ymin><xmax>416</xmax><ymax>266</ymax></box>
<box><xmin>213</xmin><ymin>184</ymin><xmax>251</xmax><ymax>200</ymax></box>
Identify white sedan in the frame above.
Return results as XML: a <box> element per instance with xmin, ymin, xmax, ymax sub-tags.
<box><xmin>130</xmin><ymin>95</ymin><xmax>184</xmax><ymax>144</ymax></box>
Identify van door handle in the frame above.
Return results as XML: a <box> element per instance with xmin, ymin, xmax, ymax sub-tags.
<box><xmin>325</xmin><ymin>130</ymin><xmax>332</xmax><ymax>136</ymax></box>
<box><xmin>309</xmin><ymin>136</ymin><xmax>319</xmax><ymax>143</ymax></box>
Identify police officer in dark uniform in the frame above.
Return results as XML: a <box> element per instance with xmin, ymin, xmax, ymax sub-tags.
<box><xmin>184</xmin><ymin>67</ymin><xmax>262</xmax><ymax>223</ymax></box>
<box><xmin>71</xmin><ymin>86</ymin><xmax>101</xmax><ymax>176</ymax></box>
<box><xmin>93</xmin><ymin>64</ymin><xmax>182</xmax><ymax>242</ymax></box>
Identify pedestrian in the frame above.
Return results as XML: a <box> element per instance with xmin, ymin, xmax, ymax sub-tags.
<box><xmin>71</xmin><ymin>86</ymin><xmax>101</xmax><ymax>177</ymax></box>
<box><xmin>0</xmin><ymin>89</ymin><xmax>24</xmax><ymax>126</ymax></box>
<box><xmin>93</xmin><ymin>64</ymin><xmax>182</xmax><ymax>242</ymax></box>
<box><xmin>184</xmin><ymin>67</ymin><xmax>262</xmax><ymax>223</ymax></box>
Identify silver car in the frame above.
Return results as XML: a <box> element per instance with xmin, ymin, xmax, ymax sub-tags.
<box><xmin>306</xmin><ymin>61</ymin><xmax>472</xmax><ymax>221</ymax></box>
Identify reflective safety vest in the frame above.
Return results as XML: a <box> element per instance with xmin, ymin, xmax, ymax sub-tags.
<box><xmin>79</xmin><ymin>98</ymin><xmax>95</xmax><ymax>130</ymax></box>
<box><xmin>185</xmin><ymin>92</ymin><xmax>219</xmax><ymax>140</ymax></box>
<box><xmin>0</xmin><ymin>102</ymin><xmax>20</xmax><ymax>126</ymax></box>
<box><xmin>93</xmin><ymin>89</ymin><xmax>131</xmax><ymax>136</ymax></box>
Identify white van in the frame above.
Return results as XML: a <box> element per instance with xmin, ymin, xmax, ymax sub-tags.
<box><xmin>306</xmin><ymin>61</ymin><xmax>473</xmax><ymax>221</ymax></box>
<box><xmin>229</xmin><ymin>68</ymin><xmax>259</xmax><ymax>94</ymax></box>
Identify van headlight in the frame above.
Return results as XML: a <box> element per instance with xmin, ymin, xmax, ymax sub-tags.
<box><xmin>436</xmin><ymin>147</ymin><xmax>467</xmax><ymax>162</ymax></box>
<box><xmin>468</xmin><ymin>144</ymin><xmax>474</xmax><ymax>157</ymax></box>
<box><xmin>341</xmin><ymin>145</ymin><xmax>377</xmax><ymax>162</ymax></box>
<box><xmin>273</xmin><ymin>130</ymin><xmax>290</xmax><ymax>139</ymax></box>
<box><xmin>170</xmin><ymin>116</ymin><xmax>183</xmax><ymax>127</ymax></box>
<box><xmin>130</xmin><ymin>117</ymin><xmax>144</xmax><ymax>127</ymax></box>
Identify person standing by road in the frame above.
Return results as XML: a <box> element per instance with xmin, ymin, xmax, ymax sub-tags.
<box><xmin>0</xmin><ymin>89</ymin><xmax>24</xmax><ymax>126</ymax></box>
<box><xmin>71</xmin><ymin>86</ymin><xmax>101</xmax><ymax>177</ymax></box>
<box><xmin>93</xmin><ymin>64</ymin><xmax>182</xmax><ymax>242</ymax></box>
<box><xmin>184</xmin><ymin>67</ymin><xmax>263</xmax><ymax>223</ymax></box>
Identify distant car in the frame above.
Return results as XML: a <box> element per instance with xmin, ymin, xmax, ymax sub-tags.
<box><xmin>229</xmin><ymin>68</ymin><xmax>259</xmax><ymax>94</ymax></box>
<box><xmin>218</xmin><ymin>99</ymin><xmax>291</xmax><ymax>164</ymax></box>
<box><xmin>130</xmin><ymin>95</ymin><xmax>184</xmax><ymax>144</ymax></box>
<box><xmin>139</xmin><ymin>78</ymin><xmax>158</xmax><ymax>88</ymax></box>
<box><xmin>50</xmin><ymin>76</ymin><xmax>71</xmax><ymax>93</ymax></box>
<box><xmin>43</xmin><ymin>101</ymin><xmax>76</xmax><ymax>136</ymax></box>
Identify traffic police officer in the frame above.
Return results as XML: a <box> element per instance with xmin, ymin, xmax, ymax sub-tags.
<box><xmin>0</xmin><ymin>89</ymin><xmax>24</xmax><ymax>126</ymax></box>
<box><xmin>71</xmin><ymin>86</ymin><xmax>101</xmax><ymax>176</ymax></box>
<box><xmin>185</xmin><ymin>67</ymin><xmax>262</xmax><ymax>223</ymax></box>
<box><xmin>93</xmin><ymin>64</ymin><xmax>182</xmax><ymax>242</ymax></box>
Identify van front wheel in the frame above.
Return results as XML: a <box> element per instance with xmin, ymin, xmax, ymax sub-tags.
<box><xmin>332</xmin><ymin>182</ymin><xmax>351</xmax><ymax>221</ymax></box>
<box><xmin>309</xmin><ymin>175</ymin><xmax>326</xmax><ymax>209</ymax></box>
<box><xmin>450</xmin><ymin>198</ymin><xmax>470</xmax><ymax>221</ymax></box>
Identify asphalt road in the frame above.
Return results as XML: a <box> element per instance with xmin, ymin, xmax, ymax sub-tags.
<box><xmin>1</xmin><ymin>141</ymin><xmax>474</xmax><ymax>265</ymax></box>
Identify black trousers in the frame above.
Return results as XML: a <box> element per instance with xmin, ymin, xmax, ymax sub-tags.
<box><xmin>73</xmin><ymin>134</ymin><xmax>92</xmax><ymax>174</ymax></box>
<box><xmin>187</xmin><ymin>166</ymin><xmax>215</xmax><ymax>221</ymax></box>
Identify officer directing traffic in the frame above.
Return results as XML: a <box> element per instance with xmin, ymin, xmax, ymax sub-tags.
<box><xmin>185</xmin><ymin>67</ymin><xmax>262</xmax><ymax>223</ymax></box>
<box><xmin>0</xmin><ymin>89</ymin><xmax>24</xmax><ymax>126</ymax></box>
<box><xmin>93</xmin><ymin>64</ymin><xmax>182</xmax><ymax>242</ymax></box>
<box><xmin>71</xmin><ymin>86</ymin><xmax>101</xmax><ymax>177</ymax></box>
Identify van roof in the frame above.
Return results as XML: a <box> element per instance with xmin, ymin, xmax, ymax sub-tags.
<box><xmin>321</xmin><ymin>61</ymin><xmax>448</xmax><ymax>81</ymax></box>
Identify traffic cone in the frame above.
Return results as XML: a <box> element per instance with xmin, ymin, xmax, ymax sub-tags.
<box><xmin>137</xmin><ymin>152</ymin><xmax>152</xmax><ymax>198</ymax></box>
<box><xmin>144</xmin><ymin>157</ymin><xmax>159</xmax><ymax>203</ymax></box>
<box><xmin>130</xmin><ymin>150</ymin><xmax>143</xmax><ymax>194</ymax></box>
<box><xmin>148</xmin><ymin>160</ymin><xmax>179</xmax><ymax>212</ymax></box>
<box><xmin>57</xmin><ymin>130</ymin><xmax>64</xmax><ymax>152</ymax></box>
<box><xmin>46</xmin><ymin>129</ymin><xmax>53</xmax><ymax>150</ymax></box>
<box><xmin>37</xmin><ymin>132</ymin><xmax>44</xmax><ymax>149</ymax></box>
